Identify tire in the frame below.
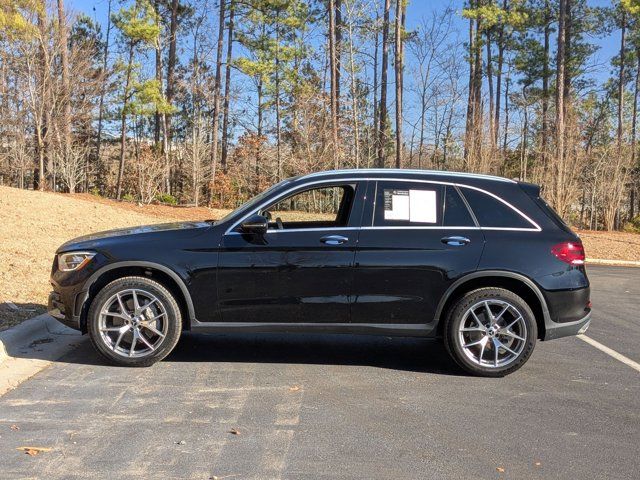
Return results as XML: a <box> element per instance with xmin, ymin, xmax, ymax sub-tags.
<box><xmin>87</xmin><ymin>276</ymin><xmax>182</xmax><ymax>367</ymax></box>
<box><xmin>444</xmin><ymin>287</ymin><xmax>537</xmax><ymax>377</ymax></box>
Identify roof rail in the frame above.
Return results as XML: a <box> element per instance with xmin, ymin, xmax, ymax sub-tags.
<box><xmin>298</xmin><ymin>168</ymin><xmax>516</xmax><ymax>183</ymax></box>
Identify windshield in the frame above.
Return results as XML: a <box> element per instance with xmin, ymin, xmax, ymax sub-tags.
<box><xmin>213</xmin><ymin>179</ymin><xmax>292</xmax><ymax>225</ymax></box>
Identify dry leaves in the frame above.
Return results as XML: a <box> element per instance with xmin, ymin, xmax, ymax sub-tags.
<box><xmin>10</xmin><ymin>424</ymin><xmax>20</xmax><ymax>431</ymax></box>
<box><xmin>496</xmin><ymin>467</ymin><xmax>505</xmax><ymax>473</ymax></box>
<box><xmin>17</xmin><ymin>446</ymin><xmax>52</xmax><ymax>456</ymax></box>
<box><xmin>228</xmin><ymin>428</ymin><xmax>240</xmax><ymax>435</ymax></box>
<box><xmin>289</xmin><ymin>385</ymin><xmax>300</xmax><ymax>392</ymax></box>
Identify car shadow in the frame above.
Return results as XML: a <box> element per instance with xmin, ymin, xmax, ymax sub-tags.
<box><xmin>55</xmin><ymin>331</ymin><xmax>464</xmax><ymax>376</ymax></box>
<box><xmin>168</xmin><ymin>332</ymin><xmax>465</xmax><ymax>375</ymax></box>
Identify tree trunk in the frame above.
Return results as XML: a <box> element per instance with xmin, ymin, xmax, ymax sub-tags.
<box><xmin>494</xmin><ymin>0</ymin><xmax>508</xmax><ymax>149</ymax></box>
<box><xmin>335</xmin><ymin>0</ymin><xmax>342</xmax><ymax>122</ymax></box>
<box><xmin>617</xmin><ymin>10</ymin><xmax>626</xmax><ymax>155</ymax></box>
<box><xmin>95</xmin><ymin>0</ymin><xmax>112</xmax><ymax>192</ymax></box>
<box><xmin>486</xmin><ymin>29</ymin><xmax>495</xmax><ymax>153</ymax></box>
<box><xmin>210</xmin><ymin>0</ymin><xmax>226</xmax><ymax>194</ymax></box>
<box><xmin>372</xmin><ymin>9</ymin><xmax>379</xmax><ymax>166</ymax></box>
<box><xmin>116</xmin><ymin>44</ymin><xmax>135</xmax><ymax>201</ymax></box>
<box><xmin>275</xmin><ymin>9</ymin><xmax>282</xmax><ymax>180</ymax></box>
<box><xmin>166</xmin><ymin>0</ymin><xmax>179</xmax><ymax>141</ymax></box>
<box><xmin>555</xmin><ymin>0</ymin><xmax>567</xmax><ymax>214</ymax></box>
<box><xmin>346</xmin><ymin>9</ymin><xmax>360</xmax><ymax>167</ymax></box>
<box><xmin>329</xmin><ymin>0</ymin><xmax>339</xmax><ymax>169</ymax></box>
<box><xmin>541</xmin><ymin>0</ymin><xmax>550</xmax><ymax>175</ymax></box>
<box><xmin>154</xmin><ymin>0</ymin><xmax>162</xmax><ymax>145</ymax></box>
<box><xmin>221</xmin><ymin>0</ymin><xmax>235</xmax><ymax>171</ymax></box>
<box><xmin>464</xmin><ymin>12</ymin><xmax>475</xmax><ymax>164</ymax></box>
<box><xmin>376</xmin><ymin>0</ymin><xmax>391</xmax><ymax>168</ymax></box>
<box><xmin>394</xmin><ymin>0</ymin><xmax>405</xmax><ymax>168</ymax></box>
<box><xmin>57</xmin><ymin>0</ymin><xmax>71</xmax><ymax>180</ymax></box>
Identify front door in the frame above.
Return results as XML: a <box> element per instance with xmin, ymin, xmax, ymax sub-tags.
<box><xmin>352</xmin><ymin>181</ymin><xmax>485</xmax><ymax>329</ymax></box>
<box><xmin>217</xmin><ymin>181</ymin><xmax>366</xmax><ymax>324</ymax></box>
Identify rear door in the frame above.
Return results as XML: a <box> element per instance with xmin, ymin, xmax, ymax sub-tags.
<box><xmin>351</xmin><ymin>180</ymin><xmax>485</xmax><ymax>328</ymax></box>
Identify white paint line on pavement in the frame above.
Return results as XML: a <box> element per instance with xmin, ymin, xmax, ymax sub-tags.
<box><xmin>577</xmin><ymin>335</ymin><xmax>640</xmax><ymax>373</ymax></box>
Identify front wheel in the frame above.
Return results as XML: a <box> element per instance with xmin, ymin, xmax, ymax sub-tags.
<box><xmin>444</xmin><ymin>287</ymin><xmax>537</xmax><ymax>377</ymax></box>
<box><xmin>87</xmin><ymin>276</ymin><xmax>182</xmax><ymax>367</ymax></box>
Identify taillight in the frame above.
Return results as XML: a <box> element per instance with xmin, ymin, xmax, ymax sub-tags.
<box><xmin>551</xmin><ymin>242</ymin><xmax>585</xmax><ymax>265</ymax></box>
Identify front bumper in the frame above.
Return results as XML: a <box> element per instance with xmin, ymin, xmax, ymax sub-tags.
<box><xmin>48</xmin><ymin>291</ymin><xmax>81</xmax><ymax>331</ymax></box>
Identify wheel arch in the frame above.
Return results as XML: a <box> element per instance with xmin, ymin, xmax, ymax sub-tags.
<box><xmin>77</xmin><ymin>261</ymin><xmax>196</xmax><ymax>333</ymax></box>
<box><xmin>435</xmin><ymin>271</ymin><xmax>550</xmax><ymax>340</ymax></box>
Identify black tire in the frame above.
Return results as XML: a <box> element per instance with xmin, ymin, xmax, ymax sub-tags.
<box><xmin>444</xmin><ymin>287</ymin><xmax>537</xmax><ymax>377</ymax></box>
<box><xmin>87</xmin><ymin>276</ymin><xmax>182</xmax><ymax>367</ymax></box>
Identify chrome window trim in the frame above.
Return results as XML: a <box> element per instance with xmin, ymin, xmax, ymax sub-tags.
<box><xmin>224</xmin><ymin>177</ymin><xmax>541</xmax><ymax>235</ymax></box>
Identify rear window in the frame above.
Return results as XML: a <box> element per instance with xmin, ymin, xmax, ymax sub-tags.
<box><xmin>443</xmin><ymin>186</ymin><xmax>475</xmax><ymax>227</ymax></box>
<box><xmin>461</xmin><ymin>187</ymin><xmax>534</xmax><ymax>229</ymax></box>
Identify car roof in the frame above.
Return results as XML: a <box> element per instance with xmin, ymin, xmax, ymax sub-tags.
<box><xmin>292</xmin><ymin>169</ymin><xmax>517</xmax><ymax>185</ymax></box>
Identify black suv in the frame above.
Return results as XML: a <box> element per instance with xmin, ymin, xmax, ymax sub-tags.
<box><xmin>49</xmin><ymin>169</ymin><xmax>591</xmax><ymax>376</ymax></box>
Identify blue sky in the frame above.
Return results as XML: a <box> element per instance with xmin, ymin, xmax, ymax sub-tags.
<box><xmin>67</xmin><ymin>0</ymin><xmax>622</xmax><ymax>143</ymax></box>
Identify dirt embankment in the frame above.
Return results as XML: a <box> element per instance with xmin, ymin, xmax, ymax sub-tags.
<box><xmin>0</xmin><ymin>187</ymin><xmax>221</xmax><ymax>329</ymax></box>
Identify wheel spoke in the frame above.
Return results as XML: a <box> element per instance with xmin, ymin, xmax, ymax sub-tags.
<box><xmin>463</xmin><ymin>337</ymin><xmax>488</xmax><ymax>349</ymax></box>
<box><xmin>104</xmin><ymin>311</ymin><xmax>130</xmax><ymax>321</ymax></box>
<box><xmin>137</xmin><ymin>332</ymin><xmax>155</xmax><ymax>351</ymax></box>
<box><xmin>492</xmin><ymin>338</ymin><xmax>499</xmax><ymax>366</ymax></box>
<box><xmin>132</xmin><ymin>290</ymin><xmax>141</xmax><ymax>312</ymax></box>
<box><xmin>114</xmin><ymin>327</ymin><xmax>129</xmax><ymax>350</ymax></box>
<box><xmin>116</xmin><ymin>293</ymin><xmax>129</xmax><ymax>317</ymax></box>
<box><xmin>478</xmin><ymin>340</ymin><xmax>486</xmax><ymax>363</ymax></box>
<box><xmin>503</xmin><ymin>316</ymin><xmax>523</xmax><ymax>331</ymax></box>
<box><xmin>141</xmin><ymin>323</ymin><xmax>165</xmax><ymax>338</ymax></box>
<box><xmin>100</xmin><ymin>326</ymin><xmax>126</xmax><ymax>332</ymax></box>
<box><xmin>460</xmin><ymin>326</ymin><xmax>484</xmax><ymax>332</ymax></box>
<box><xmin>470</xmin><ymin>310</ymin><xmax>484</xmax><ymax>328</ymax></box>
<box><xmin>500</xmin><ymin>329</ymin><xmax>525</xmax><ymax>341</ymax></box>
<box><xmin>495</xmin><ymin>338</ymin><xmax>518</xmax><ymax>356</ymax></box>
<box><xmin>494</xmin><ymin>305</ymin><xmax>509</xmax><ymax>322</ymax></box>
<box><xmin>484</xmin><ymin>301</ymin><xmax>495</xmax><ymax>324</ymax></box>
<box><xmin>129</xmin><ymin>331</ymin><xmax>138</xmax><ymax>357</ymax></box>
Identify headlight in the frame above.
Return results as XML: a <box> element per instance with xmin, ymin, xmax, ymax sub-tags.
<box><xmin>57</xmin><ymin>251</ymin><xmax>96</xmax><ymax>272</ymax></box>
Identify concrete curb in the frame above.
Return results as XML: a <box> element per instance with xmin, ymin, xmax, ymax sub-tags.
<box><xmin>587</xmin><ymin>258</ymin><xmax>640</xmax><ymax>267</ymax></box>
<box><xmin>0</xmin><ymin>314</ymin><xmax>83</xmax><ymax>396</ymax></box>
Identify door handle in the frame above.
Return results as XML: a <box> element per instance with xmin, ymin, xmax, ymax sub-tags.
<box><xmin>320</xmin><ymin>235</ymin><xmax>349</xmax><ymax>246</ymax></box>
<box><xmin>441</xmin><ymin>236</ymin><xmax>471</xmax><ymax>247</ymax></box>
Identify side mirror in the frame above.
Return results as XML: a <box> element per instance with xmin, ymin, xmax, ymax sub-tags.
<box><xmin>240</xmin><ymin>214</ymin><xmax>268</xmax><ymax>235</ymax></box>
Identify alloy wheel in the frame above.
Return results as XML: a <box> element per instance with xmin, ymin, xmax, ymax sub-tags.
<box><xmin>457</xmin><ymin>299</ymin><xmax>527</xmax><ymax>368</ymax></box>
<box><xmin>98</xmin><ymin>288</ymin><xmax>168</xmax><ymax>358</ymax></box>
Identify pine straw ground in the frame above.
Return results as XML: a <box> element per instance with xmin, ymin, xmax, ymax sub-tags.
<box><xmin>1</xmin><ymin>185</ymin><xmax>638</xmax><ymax>330</ymax></box>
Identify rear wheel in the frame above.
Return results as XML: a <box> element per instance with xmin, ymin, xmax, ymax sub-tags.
<box><xmin>87</xmin><ymin>276</ymin><xmax>182</xmax><ymax>367</ymax></box>
<box><xmin>444</xmin><ymin>287</ymin><xmax>537</xmax><ymax>377</ymax></box>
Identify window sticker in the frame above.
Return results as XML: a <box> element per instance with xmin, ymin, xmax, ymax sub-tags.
<box><xmin>383</xmin><ymin>189</ymin><xmax>410</xmax><ymax>220</ymax></box>
<box><xmin>409</xmin><ymin>189</ymin><xmax>437</xmax><ymax>223</ymax></box>
<box><xmin>383</xmin><ymin>189</ymin><xmax>437</xmax><ymax>223</ymax></box>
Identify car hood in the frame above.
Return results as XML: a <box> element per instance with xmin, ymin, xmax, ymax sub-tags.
<box><xmin>57</xmin><ymin>221</ymin><xmax>211</xmax><ymax>253</ymax></box>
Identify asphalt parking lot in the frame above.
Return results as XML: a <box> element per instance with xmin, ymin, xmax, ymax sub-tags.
<box><xmin>0</xmin><ymin>265</ymin><xmax>638</xmax><ymax>479</ymax></box>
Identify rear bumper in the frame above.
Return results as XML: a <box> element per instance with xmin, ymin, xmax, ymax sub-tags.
<box><xmin>542</xmin><ymin>310</ymin><xmax>591</xmax><ymax>340</ymax></box>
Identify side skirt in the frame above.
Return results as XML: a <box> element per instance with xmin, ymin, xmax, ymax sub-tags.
<box><xmin>190</xmin><ymin>321</ymin><xmax>436</xmax><ymax>338</ymax></box>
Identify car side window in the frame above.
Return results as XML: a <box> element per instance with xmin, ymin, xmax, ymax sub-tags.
<box><xmin>460</xmin><ymin>187</ymin><xmax>534</xmax><ymax>229</ymax></box>
<box><xmin>443</xmin><ymin>186</ymin><xmax>476</xmax><ymax>227</ymax></box>
<box><xmin>373</xmin><ymin>181</ymin><xmax>442</xmax><ymax>226</ymax></box>
<box><xmin>260</xmin><ymin>184</ymin><xmax>355</xmax><ymax>230</ymax></box>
